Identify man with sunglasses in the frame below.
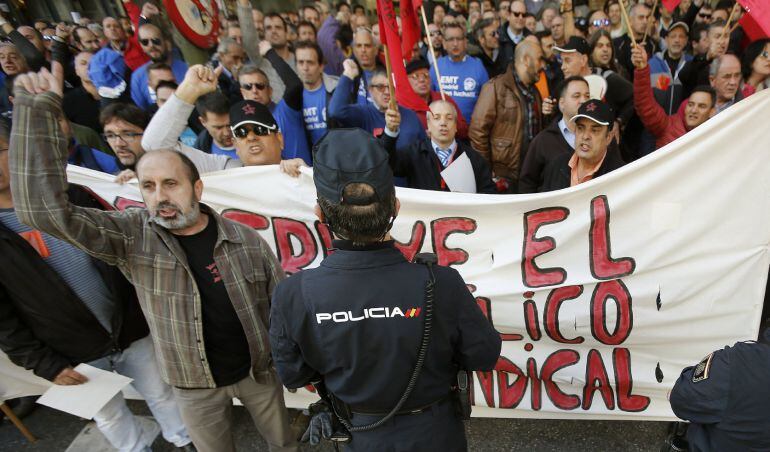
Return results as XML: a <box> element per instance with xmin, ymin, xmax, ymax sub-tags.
<box><xmin>143</xmin><ymin>65</ymin><xmax>307</xmax><ymax>176</ymax></box>
<box><xmin>498</xmin><ymin>0</ymin><xmax>532</xmax><ymax>69</ymax></box>
<box><xmin>130</xmin><ymin>23</ymin><xmax>188</xmax><ymax>111</ymax></box>
<box><xmin>472</xmin><ymin>18</ymin><xmax>504</xmax><ymax>78</ymax></box>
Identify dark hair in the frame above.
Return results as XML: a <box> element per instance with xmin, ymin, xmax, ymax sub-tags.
<box><xmin>714</xmin><ymin>0</ymin><xmax>733</xmax><ymax>12</ymax></box>
<box><xmin>297</xmin><ymin>20</ymin><xmax>317</xmax><ymax>35</ymax></box>
<box><xmin>535</xmin><ymin>29</ymin><xmax>552</xmax><ymax>40</ymax></box>
<box><xmin>318</xmin><ymin>183</ymin><xmax>397</xmax><ymax>246</ymax></box>
<box><xmin>155</xmin><ymin>80</ymin><xmax>178</xmax><ymax>91</ymax></box>
<box><xmin>741</xmin><ymin>38</ymin><xmax>770</xmax><ymax>80</ymax></box>
<box><xmin>557</xmin><ymin>75</ymin><xmax>588</xmax><ymax>99</ymax></box>
<box><xmin>603</xmin><ymin>0</ymin><xmax>619</xmax><ymax>14</ymax></box>
<box><xmin>353</xmin><ymin>4</ymin><xmax>365</xmax><ymax>14</ymax></box>
<box><xmin>336</xmin><ymin>2</ymin><xmax>351</xmax><ymax>12</ymax></box>
<box><xmin>294</xmin><ymin>40</ymin><xmax>324</xmax><ymax>64</ymax></box>
<box><xmin>147</xmin><ymin>62</ymin><xmax>172</xmax><ymax>73</ymax></box>
<box><xmin>72</xmin><ymin>26</ymin><xmax>91</xmax><ymax>44</ymax></box>
<box><xmin>524</xmin><ymin>12</ymin><xmax>535</xmax><ymax>19</ymax></box>
<box><xmin>690</xmin><ymin>22</ymin><xmax>708</xmax><ymax>42</ymax></box>
<box><xmin>588</xmin><ymin>29</ymin><xmax>618</xmax><ymax>71</ymax></box>
<box><xmin>442</xmin><ymin>22</ymin><xmax>465</xmax><ymax>37</ymax></box>
<box><xmin>195</xmin><ymin>91</ymin><xmax>230</xmax><ymax>117</ymax></box>
<box><xmin>336</xmin><ymin>24</ymin><xmax>353</xmax><ymax>47</ymax></box>
<box><xmin>265</xmin><ymin>12</ymin><xmax>287</xmax><ymax>30</ymax></box>
<box><xmin>136</xmin><ymin>149</ymin><xmax>200</xmax><ymax>185</ymax></box>
<box><xmin>708</xmin><ymin>20</ymin><xmax>727</xmax><ymax>33</ymax></box>
<box><xmin>691</xmin><ymin>85</ymin><xmax>717</xmax><ymax>107</ymax></box>
<box><xmin>473</xmin><ymin>18</ymin><xmax>496</xmax><ymax>41</ymax></box>
<box><xmin>99</xmin><ymin>103</ymin><xmax>150</xmax><ymax>129</ymax></box>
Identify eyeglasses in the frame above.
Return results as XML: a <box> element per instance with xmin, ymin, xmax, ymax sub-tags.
<box><xmin>102</xmin><ymin>132</ymin><xmax>143</xmax><ymax>143</ymax></box>
<box><xmin>409</xmin><ymin>72</ymin><xmax>431</xmax><ymax>81</ymax></box>
<box><xmin>698</xmin><ymin>13</ymin><xmax>712</xmax><ymax>19</ymax></box>
<box><xmin>430</xmin><ymin>30</ymin><xmax>442</xmax><ymax>36</ymax></box>
<box><xmin>232</xmin><ymin>124</ymin><xmax>273</xmax><ymax>138</ymax></box>
<box><xmin>240</xmin><ymin>82</ymin><xmax>268</xmax><ymax>91</ymax></box>
<box><xmin>760</xmin><ymin>50</ymin><xmax>770</xmax><ymax>59</ymax></box>
<box><xmin>488</xmin><ymin>30</ymin><xmax>500</xmax><ymax>37</ymax></box>
<box><xmin>511</xmin><ymin>12</ymin><xmax>526</xmax><ymax>18</ymax></box>
<box><xmin>369</xmin><ymin>83</ymin><xmax>389</xmax><ymax>92</ymax></box>
<box><xmin>591</xmin><ymin>19</ymin><xmax>610</xmax><ymax>27</ymax></box>
<box><xmin>139</xmin><ymin>38</ymin><xmax>162</xmax><ymax>46</ymax></box>
<box><xmin>444</xmin><ymin>36</ymin><xmax>465</xmax><ymax>43</ymax></box>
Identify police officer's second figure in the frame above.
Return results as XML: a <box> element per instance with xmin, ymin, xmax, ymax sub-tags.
<box><xmin>269</xmin><ymin>129</ymin><xmax>502</xmax><ymax>451</ymax></box>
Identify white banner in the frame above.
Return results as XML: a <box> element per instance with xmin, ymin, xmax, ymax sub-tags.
<box><xmin>3</xmin><ymin>90</ymin><xmax>770</xmax><ymax>420</ymax></box>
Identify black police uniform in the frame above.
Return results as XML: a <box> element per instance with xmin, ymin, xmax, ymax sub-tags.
<box><xmin>669</xmin><ymin>329</ymin><xmax>770</xmax><ymax>451</ymax></box>
<box><xmin>268</xmin><ymin>129</ymin><xmax>502</xmax><ymax>451</ymax></box>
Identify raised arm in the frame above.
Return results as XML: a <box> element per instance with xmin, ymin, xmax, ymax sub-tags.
<box><xmin>631</xmin><ymin>46</ymin><xmax>668</xmax><ymax>138</ymax></box>
<box><xmin>263</xmin><ymin>43</ymin><xmax>303</xmax><ymax>112</ymax></box>
<box><xmin>9</xmin><ymin>70</ymin><xmax>138</xmax><ymax>267</ymax></box>
<box><xmin>237</xmin><ymin>0</ymin><xmax>262</xmax><ymax>66</ymax></box>
<box><xmin>327</xmin><ymin>60</ymin><xmax>366</xmax><ymax>127</ymax></box>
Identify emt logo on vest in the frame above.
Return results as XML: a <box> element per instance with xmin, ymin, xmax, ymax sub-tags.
<box><xmin>316</xmin><ymin>307</ymin><xmax>422</xmax><ymax>324</ymax></box>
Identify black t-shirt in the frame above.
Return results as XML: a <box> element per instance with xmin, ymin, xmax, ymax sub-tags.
<box><xmin>62</xmin><ymin>86</ymin><xmax>103</xmax><ymax>133</ymax></box>
<box><xmin>176</xmin><ymin>216</ymin><xmax>251</xmax><ymax>386</ymax></box>
<box><xmin>664</xmin><ymin>53</ymin><xmax>682</xmax><ymax>78</ymax></box>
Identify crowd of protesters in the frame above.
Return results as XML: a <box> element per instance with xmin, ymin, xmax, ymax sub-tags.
<box><xmin>1</xmin><ymin>0</ymin><xmax>770</xmax><ymax>450</ymax></box>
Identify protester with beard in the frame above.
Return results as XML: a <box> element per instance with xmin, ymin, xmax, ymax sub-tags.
<box><xmin>130</xmin><ymin>23</ymin><xmax>188</xmax><ymax>111</ymax></box>
<box><xmin>632</xmin><ymin>45</ymin><xmax>716</xmax><ymax>149</ymax></box>
<box><xmin>9</xmin><ymin>67</ymin><xmax>298</xmax><ymax>452</ymax></box>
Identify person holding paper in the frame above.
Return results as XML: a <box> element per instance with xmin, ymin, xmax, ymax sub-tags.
<box><xmin>381</xmin><ymin>99</ymin><xmax>496</xmax><ymax>194</ymax></box>
<box><xmin>9</xmin><ymin>68</ymin><xmax>297</xmax><ymax>452</ymax></box>
<box><xmin>0</xmin><ymin>119</ymin><xmax>194</xmax><ymax>452</ymax></box>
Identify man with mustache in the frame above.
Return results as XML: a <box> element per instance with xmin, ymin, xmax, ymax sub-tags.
<box><xmin>9</xmin><ymin>67</ymin><xmax>298</xmax><ymax>452</ymax></box>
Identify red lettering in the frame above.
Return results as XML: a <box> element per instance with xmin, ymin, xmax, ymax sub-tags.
<box><xmin>496</xmin><ymin>357</ymin><xmax>528</xmax><ymax>409</ymax></box>
<box><xmin>114</xmin><ymin>197</ymin><xmax>145</xmax><ymax>211</ymax></box>
<box><xmin>582</xmin><ymin>349</ymin><xmax>615</xmax><ymax>410</ymax></box>
<box><xmin>527</xmin><ymin>358</ymin><xmax>542</xmax><ymax>410</ymax></box>
<box><xmin>471</xmin><ymin>286</ymin><xmax>523</xmax><ymax>341</ymax></box>
<box><xmin>524</xmin><ymin>300</ymin><xmax>541</xmax><ymax>341</ymax></box>
<box><xmin>394</xmin><ymin>221</ymin><xmax>426</xmax><ymax>262</ymax></box>
<box><xmin>314</xmin><ymin>221</ymin><xmax>334</xmax><ymax>257</ymax></box>
<box><xmin>590</xmin><ymin>280</ymin><xmax>633</xmax><ymax>346</ymax></box>
<box><xmin>272</xmin><ymin>218</ymin><xmax>318</xmax><ymax>274</ymax></box>
<box><xmin>541</xmin><ymin>350</ymin><xmax>581</xmax><ymax>410</ymax></box>
<box><xmin>431</xmin><ymin>217</ymin><xmax>476</xmax><ymax>267</ymax></box>
<box><xmin>544</xmin><ymin>285</ymin><xmax>585</xmax><ymax>344</ymax></box>
<box><xmin>613</xmin><ymin>348</ymin><xmax>650</xmax><ymax>412</ymax></box>
<box><xmin>521</xmin><ymin>207</ymin><xmax>569</xmax><ymax>288</ymax></box>
<box><xmin>221</xmin><ymin>209</ymin><xmax>269</xmax><ymax>230</ymax></box>
<box><xmin>590</xmin><ymin>196</ymin><xmax>635</xmax><ymax>279</ymax></box>
<box><xmin>475</xmin><ymin>370</ymin><xmax>496</xmax><ymax>407</ymax></box>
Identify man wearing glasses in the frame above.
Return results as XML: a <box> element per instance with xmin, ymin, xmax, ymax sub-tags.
<box><xmin>142</xmin><ymin>65</ymin><xmax>307</xmax><ymax>177</ymax></box>
<box><xmin>405</xmin><ymin>58</ymin><xmax>468</xmax><ymax>139</ymax></box>
<box><xmin>498</xmin><ymin>0</ymin><xmax>531</xmax><ymax>68</ymax></box>
<box><xmin>130</xmin><ymin>23</ymin><xmax>188</xmax><ymax>111</ymax></box>
<box><xmin>472</xmin><ymin>18</ymin><xmax>504</xmax><ymax>78</ymax></box>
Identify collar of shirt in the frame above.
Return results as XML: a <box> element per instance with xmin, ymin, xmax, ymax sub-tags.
<box><xmin>221</xmin><ymin>65</ymin><xmax>233</xmax><ymax>81</ymax></box>
<box><xmin>558</xmin><ymin>118</ymin><xmax>576</xmax><ymax>149</ymax></box>
<box><xmin>507</xmin><ymin>26</ymin><xmax>524</xmax><ymax>44</ymax></box>
<box><xmin>332</xmin><ymin>239</ymin><xmax>395</xmax><ymax>251</ymax></box>
<box><xmin>431</xmin><ymin>139</ymin><xmax>458</xmax><ymax>165</ymax></box>
<box><xmin>568</xmin><ymin>152</ymin><xmax>606</xmax><ymax>186</ymax></box>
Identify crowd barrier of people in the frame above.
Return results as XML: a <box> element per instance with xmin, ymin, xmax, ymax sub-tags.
<box><xmin>1</xmin><ymin>0</ymin><xmax>769</xmax><ymax>451</ymax></box>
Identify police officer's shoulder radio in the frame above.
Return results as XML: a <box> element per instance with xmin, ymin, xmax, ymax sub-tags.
<box><xmin>312</xmin><ymin>252</ymin><xmax>472</xmax><ymax>443</ymax></box>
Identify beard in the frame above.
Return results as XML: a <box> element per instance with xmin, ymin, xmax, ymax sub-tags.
<box><xmin>150</xmin><ymin>199</ymin><xmax>201</xmax><ymax>230</ymax></box>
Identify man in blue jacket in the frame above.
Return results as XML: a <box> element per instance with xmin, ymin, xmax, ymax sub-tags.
<box><xmin>328</xmin><ymin>59</ymin><xmax>426</xmax><ymax>151</ymax></box>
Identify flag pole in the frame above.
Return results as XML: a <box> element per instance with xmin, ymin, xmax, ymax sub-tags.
<box><xmin>420</xmin><ymin>5</ymin><xmax>446</xmax><ymax>101</ymax></box>
<box><xmin>723</xmin><ymin>3</ymin><xmax>741</xmax><ymax>38</ymax></box>
<box><xmin>383</xmin><ymin>43</ymin><xmax>398</xmax><ymax>110</ymax></box>
<box><xmin>618</xmin><ymin>0</ymin><xmax>637</xmax><ymax>46</ymax></box>
<box><xmin>642</xmin><ymin>0</ymin><xmax>658</xmax><ymax>45</ymax></box>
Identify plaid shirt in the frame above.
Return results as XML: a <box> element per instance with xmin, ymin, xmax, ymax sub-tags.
<box><xmin>10</xmin><ymin>91</ymin><xmax>285</xmax><ymax>389</ymax></box>
<box><xmin>513</xmin><ymin>72</ymin><xmax>539</xmax><ymax>142</ymax></box>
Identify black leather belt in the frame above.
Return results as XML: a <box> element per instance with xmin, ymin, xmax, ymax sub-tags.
<box><xmin>350</xmin><ymin>394</ymin><xmax>451</xmax><ymax>417</ymax></box>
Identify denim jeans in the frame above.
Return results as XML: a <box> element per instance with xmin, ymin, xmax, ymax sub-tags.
<box><xmin>88</xmin><ymin>335</ymin><xmax>191</xmax><ymax>452</ymax></box>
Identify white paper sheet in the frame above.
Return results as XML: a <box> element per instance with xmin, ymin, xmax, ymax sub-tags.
<box><xmin>440</xmin><ymin>152</ymin><xmax>477</xmax><ymax>193</ymax></box>
<box><xmin>36</xmin><ymin>364</ymin><xmax>133</xmax><ymax>419</ymax></box>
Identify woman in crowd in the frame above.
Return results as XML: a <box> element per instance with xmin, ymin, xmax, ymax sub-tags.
<box><xmin>742</xmin><ymin>38</ymin><xmax>770</xmax><ymax>92</ymax></box>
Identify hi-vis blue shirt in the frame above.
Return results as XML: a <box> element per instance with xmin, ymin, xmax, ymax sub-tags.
<box><xmin>130</xmin><ymin>58</ymin><xmax>188</xmax><ymax>111</ymax></box>
<box><xmin>431</xmin><ymin>55</ymin><xmax>488</xmax><ymax>122</ymax></box>
<box><xmin>211</xmin><ymin>142</ymin><xmax>238</xmax><ymax>160</ymax></box>
<box><xmin>271</xmin><ymin>101</ymin><xmax>312</xmax><ymax>165</ymax></box>
<box><xmin>303</xmin><ymin>85</ymin><xmax>328</xmax><ymax>145</ymax></box>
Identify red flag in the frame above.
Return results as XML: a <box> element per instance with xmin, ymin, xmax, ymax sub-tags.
<box><xmin>737</xmin><ymin>0</ymin><xmax>770</xmax><ymax>40</ymax></box>
<box><xmin>661</xmin><ymin>0</ymin><xmax>681</xmax><ymax>13</ymax></box>
<box><xmin>400</xmin><ymin>0</ymin><xmax>423</xmax><ymax>61</ymax></box>
<box><xmin>377</xmin><ymin>0</ymin><xmax>430</xmax><ymax>112</ymax></box>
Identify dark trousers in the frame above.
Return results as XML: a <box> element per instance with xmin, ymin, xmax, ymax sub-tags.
<box><xmin>345</xmin><ymin>398</ymin><xmax>467</xmax><ymax>452</ymax></box>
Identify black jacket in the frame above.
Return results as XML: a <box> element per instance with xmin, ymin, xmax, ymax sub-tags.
<box><xmin>538</xmin><ymin>146</ymin><xmax>626</xmax><ymax>193</ymax></box>
<box><xmin>0</xmin><ymin>186</ymin><xmax>148</xmax><ymax>381</ymax></box>
<box><xmin>519</xmin><ymin>119</ymin><xmax>574</xmax><ymax>194</ymax></box>
<box><xmin>497</xmin><ymin>22</ymin><xmax>531</xmax><ymax>71</ymax></box>
<box><xmin>613</xmin><ymin>35</ymin><xmax>657</xmax><ymax>82</ymax></box>
<box><xmin>194</xmin><ymin>129</ymin><xmax>214</xmax><ymax>154</ymax></box>
<box><xmin>381</xmin><ymin>134</ymin><xmax>497</xmax><ymax>194</ymax></box>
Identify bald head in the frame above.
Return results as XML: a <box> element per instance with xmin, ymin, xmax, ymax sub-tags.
<box><xmin>427</xmin><ymin>100</ymin><xmax>458</xmax><ymax>146</ymax></box>
<box><xmin>514</xmin><ymin>41</ymin><xmax>543</xmax><ymax>85</ymax></box>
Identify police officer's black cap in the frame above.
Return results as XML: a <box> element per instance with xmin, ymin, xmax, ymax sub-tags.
<box><xmin>570</xmin><ymin>99</ymin><xmax>614</xmax><ymax>126</ymax></box>
<box><xmin>313</xmin><ymin>129</ymin><xmax>394</xmax><ymax>205</ymax></box>
<box><xmin>406</xmin><ymin>58</ymin><xmax>431</xmax><ymax>75</ymax></box>
<box><xmin>553</xmin><ymin>36</ymin><xmax>590</xmax><ymax>55</ymax></box>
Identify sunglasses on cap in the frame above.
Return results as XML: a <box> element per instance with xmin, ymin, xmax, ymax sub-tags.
<box><xmin>240</xmin><ymin>82</ymin><xmax>268</xmax><ymax>91</ymax></box>
<box><xmin>231</xmin><ymin>123</ymin><xmax>274</xmax><ymax>138</ymax></box>
<box><xmin>139</xmin><ymin>37</ymin><xmax>162</xmax><ymax>46</ymax></box>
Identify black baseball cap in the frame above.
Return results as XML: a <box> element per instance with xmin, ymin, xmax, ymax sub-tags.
<box><xmin>229</xmin><ymin>100</ymin><xmax>278</xmax><ymax>130</ymax></box>
<box><xmin>406</xmin><ymin>58</ymin><xmax>431</xmax><ymax>75</ymax></box>
<box><xmin>554</xmin><ymin>36</ymin><xmax>590</xmax><ymax>55</ymax></box>
<box><xmin>313</xmin><ymin>129</ymin><xmax>394</xmax><ymax>205</ymax></box>
<box><xmin>570</xmin><ymin>99</ymin><xmax>614</xmax><ymax>126</ymax></box>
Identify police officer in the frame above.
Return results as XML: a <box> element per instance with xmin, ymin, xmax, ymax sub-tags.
<box><xmin>668</xmin><ymin>329</ymin><xmax>770</xmax><ymax>451</ymax></box>
<box><xmin>269</xmin><ymin>128</ymin><xmax>502</xmax><ymax>451</ymax></box>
